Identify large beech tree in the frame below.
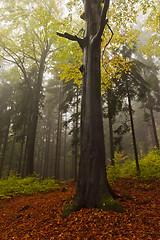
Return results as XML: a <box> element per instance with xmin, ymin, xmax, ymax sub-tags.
<box><xmin>57</xmin><ymin>0</ymin><xmax>124</xmax><ymax>215</ymax></box>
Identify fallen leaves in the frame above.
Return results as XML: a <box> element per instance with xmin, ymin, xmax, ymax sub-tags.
<box><xmin>0</xmin><ymin>179</ymin><xmax>159</xmax><ymax>239</ymax></box>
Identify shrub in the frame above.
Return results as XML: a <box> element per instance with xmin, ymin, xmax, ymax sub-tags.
<box><xmin>0</xmin><ymin>174</ymin><xmax>59</xmax><ymax>199</ymax></box>
<box><xmin>107</xmin><ymin>149</ymin><xmax>160</xmax><ymax>182</ymax></box>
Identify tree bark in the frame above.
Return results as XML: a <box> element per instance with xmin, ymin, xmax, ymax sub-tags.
<box><xmin>55</xmin><ymin>85</ymin><xmax>63</xmax><ymax>179</ymax></box>
<box><xmin>43</xmin><ymin>112</ymin><xmax>52</xmax><ymax>178</ymax></box>
<box><xmin>150</xmin><ymin>108</ymin><xmax>159</xmax><ymax>149</ymax></box>
<box><xmin>8</xmin><ymin>135</ymin><xmax>16</xmax><ymax>175</ymax></box>
<box><xmin>126</xmin><ymin>79</ymin><xmax>140</xmax><ymax>174</ymax></box>
<box><xmin>18</xmin><ymin>124</ymin><xmax>26</xmax><ymax>175</ymax></box>
<box><xmin>0</xmin><ymin>117</ymin><xmax>10</xmax><ymax>178</ymax></box>
<box><xmin>74</xmin><ymin>86</ymin><xmax>79</xmax><ymax>181</ymax></box>
<box><xmin>63</xmin><ymin>114</ymin><xmax>67</xmax><ymax>179</ymax></box>
<box><xmin>57</xmin><ymin>0</ymin><xmax>125</xmax><ymax>216</ymax></box>
<box><xmin>26</xmin><ymin>46</ymin><xmax>50</xmax><ymax>176</ymax></box>
<box><xmin>107</xmin><ymin>88</ymin><xmax>115</xmax><ymax>165</ymax></box>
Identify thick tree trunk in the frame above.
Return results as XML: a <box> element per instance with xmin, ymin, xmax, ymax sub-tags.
<box><xmin>75</xmin><ymin>0</ymin><xmax>112</xmax><ymax>210</ymax></box>
<box><xmin>58</xmin><ymin>0</ymin><xmax>124</xmax><ymax>216</ymax></box>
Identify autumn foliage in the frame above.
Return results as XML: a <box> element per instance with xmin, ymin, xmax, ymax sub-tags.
<box><xmin>0</xmin><ymin>178</ymin><xmax>159</xmax><ymax>239</ymax></box>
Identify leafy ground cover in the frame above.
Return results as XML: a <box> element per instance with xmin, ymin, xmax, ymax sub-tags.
<box><xmin>0</xmin><ymin>175</ymin><xmax>59</xmax><ymax>199</ymax></box>
<box><xmin>0</xmin><ymin>178</ymin><xmax>159</xmax><ymax>239</ymax></box>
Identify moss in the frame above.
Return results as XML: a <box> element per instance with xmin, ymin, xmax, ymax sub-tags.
<box><xmin>62</xmin><ymin>195</ymin><xmax>125</xmax><ymax>218</ymax></box>
<box><xmin>100</xmin><ymin>198</ymin><xmax>125</xmax><ymax>213</ymax></box>
<box><xmin>62</xmin><ymin>197</ymin><xmax>78</xmax><ymax>218</ymax></box>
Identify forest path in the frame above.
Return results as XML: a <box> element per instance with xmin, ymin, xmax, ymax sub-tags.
<box><xmin>0</xmin><ymin>179</ymin><xmax>159</xmax><ymax>239</ymax></box>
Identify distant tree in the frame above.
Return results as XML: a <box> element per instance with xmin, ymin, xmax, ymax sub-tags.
<box><xmin>137</xmin><ymin>57</ymin><xmax>160</xmax><ymax>149</ymax></box>
<box><xmin>60</xmin><ymin>80</ymin><xmax>81</xmax><ymax>181</ymax></box>
<box><xmin>0</xmin><ymin>0</ymin><xmax>62</xmax><ymax>176</ymax></box>
<box><xmin>0</xmin><ymin>71</ymin><xmax>16</xmax><ymax>178</ymax></box>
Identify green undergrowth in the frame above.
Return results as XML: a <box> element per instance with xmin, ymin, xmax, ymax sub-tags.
<box><xmin>0</xmin><ymin>174</ymin><xmax>59</xmax><ymax>199</ymax></box>
<box><xmin>107</xmin><ymin>149</ymin><xmax>160</xmax><ymax>183</ymax></box>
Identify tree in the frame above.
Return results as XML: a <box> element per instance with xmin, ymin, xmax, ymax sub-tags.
<box><xmin>137</xmin><ymin>57</ymin><xmax>160</xmax><ymax>149</ymax></box>
<box><xmin>0</xmin><ymin>68</ymin><xmax>18</xmax><ymax>178</ymax></box>
<box><xmin>0</xmin><ymin>0</ymin><xmax>61</xmax><ymax>176</ymax></box>
<box><xmin>57</xmin><ymin>0</ymin><xmax>124</xmax><ymax>216</ymax></box>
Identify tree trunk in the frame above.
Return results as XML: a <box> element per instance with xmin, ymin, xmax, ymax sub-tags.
<box><xmin>26</xmin><ymin>46</ymin><xmax>50</xmax><ymax>176</ymax></box>
<box><xmin>18</xmin><ymin>124</ymin><xmax>26</xmax><ymax>175</ymax></box>
<box><xmin>18</xmin><ymin>137</ymin><xmax>25</xmax><ymax>175</ymax></box>
<box><xmin>58</xmin><ymin>0</ymin><xmax>124</xmax><ymax>217</ymax></box>
<box><xmin>126</xmin><ymin>79</ymin><xmax>140</xmax><ymax>174</ymax></box>
<box><xmin>0</xmin><ymin>117</ymin><xmax>10</xmax><ymax>178</ymax></box>
<box><xmin>150</xmin><ymin>108</ymin><xmax>159</xmax><ymax>149</ymax></box>
<box><xmin>75</xmin><ymin>0</ymin><xmax>113</xmax><ymax>210</ymax></box>
<box><xmin>55</xmin><ymin>86</ymin><xmax>62</xmax><ymax>179</ymax></box>
<box><xmin>63</xmin><ymin>114</ymin><xmax>67</xmax><ymax>179</ymax></box>
<box><xmin>8</xmin><ymin>135</ymin><xmax>16</xmax><ymax>175</ymax></box>
<box><xmin>43</xmin><ymin>112</ymin><xmax>51</xmax><ymax>178</ymax></box>
<box><xmin>107</xmin><ymin>88</ymin><xmax>115</xmax><ymax>165</ymax></box>
<box><xmin>72</xmin><ymin>88</ymin><xmax>79</xmax><ymax>181</ymax></box>
<box><xmin>74</xmin><ymin>86</ymin><xmax>79</xmax><ymax>181</ymax></box>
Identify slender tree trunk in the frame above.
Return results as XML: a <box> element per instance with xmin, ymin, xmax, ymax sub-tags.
<box><xmin>0</xmin><ymin>129</ymin><xmax>3</xmax><ymax>155</ymax></box>
<box><xmin>22</xmin><ymin>136</ymin><xmax>28</xmax><ymax>178</ymax></box>
<box><xmin>72</xmin><ymin>91</ymin><xmax>79</xmax><ymax>181</ymax></box>
<box><xmin>107</xmin><ymin>88</ymin><xmax>115</xmax><ymax>165</ymax></box>
<box><xmin>74</xmin><ymin>86</ymin><xmax>79</xmax><ymax>181</ymax></box>
<box><xmin>55</xmin><ymin>89</ymin><xmax>62</xmax><ymax>179</ymax></box>
<box><xmin>8</xmin><ymin>135</ymin><xmax>16</xmax><ymax>175</ymax></box>
<box><xmin>26</xmin><ymin>47</ymin><xmax>50</xmax><ymax>176</ymax></box>
<box><xmin>150</xmin><ymin>108</ymin><xmax>159</xmax><ymax>149</ymax></box>
<box><xmin>63</xmin><ymin>114</ymin><xmax>67</xmax><ymax>179</ymax></box>
<box><xmin>0</xmin><ymin>118</ymin><xmax>10</xmax><ymax>178</ymax></box>
<box><xmin>43</xmin><ymin>113</ymin><xmax>51</xmax><ymax>178</ymax></box>
<box><xmin>18</xmin><ymin>136</ymin><xmax>25</xmax><ymax>174</ymax></box>
<box><xmin>126</xmin><ymin>79</ymin><xmax>140</xmax><ymax>174</ymax></box>
<box><xmin>51</xmin><ymin>130</ymin><xmax>55</xmax><ymax>177</ymax></box>
<box><xmin>41</xmin><ymin>131</ymin><xmax>46</xmax><ymax>178</ymax></box>
<box><xmin>35</xmin><ymin>134</ymin><xmax>42</xmax><ymax>175</ymax></box>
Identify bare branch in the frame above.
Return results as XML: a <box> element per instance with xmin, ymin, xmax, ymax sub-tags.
<box><xmin>0</xmin><ymin>54</ymin><xmax>16</xmax><ymax>65</ymax></box>
<box><xmin>56</xmin><ymin>32</ymin><xmax>85</xmax><ymax>50</ymax></box>
<box><xmin>102</xmin><ymin>23</ymin><xmax>114</xmax><ymax>72</ymax></box>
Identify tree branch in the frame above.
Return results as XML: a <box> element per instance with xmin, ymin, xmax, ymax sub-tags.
<box><xmin>2</xmin><ymin>45</ymin><xmax>30</xmax><ymax>86</ymax></box>
<box><xmin>0</xmin><ymin>54</ymin><xmax>16</xmax><ymax>65</ymax></box>
<box><xmin>56</xmin><ymin>32</ymin><xmax>85</xmax><ymax>50</ymax></box>
<box><xmin>102</xmin><ymin>23</ymin><xmax>114</xmax><ymax>72</ymax></box>
<box><xmin>93</xmin><ymin>0</ymin><xmax>110</xmax><ymax>43</ymax></box>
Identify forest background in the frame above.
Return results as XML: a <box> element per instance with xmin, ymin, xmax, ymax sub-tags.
<box><xmin>0</xmin><ymin>0</ymin><xmax>160</xmax><ymax>181</ymax></box>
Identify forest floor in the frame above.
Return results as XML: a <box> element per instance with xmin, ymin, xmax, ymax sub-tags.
<box><xmin>0</xmin><ymin>178</ymin><xmax>159</xmax><ymax>240</ymax></box>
